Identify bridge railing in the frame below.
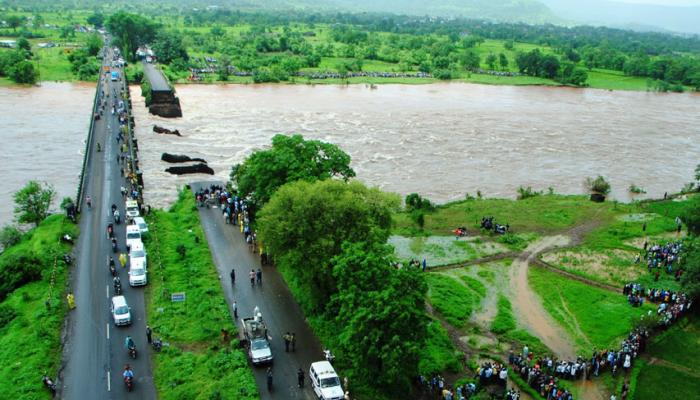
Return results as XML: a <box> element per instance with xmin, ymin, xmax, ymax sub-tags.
<box><xmin>75</xmin><ymin>65</ymin><xmax>103</xmax><ymax>213</ymax></box>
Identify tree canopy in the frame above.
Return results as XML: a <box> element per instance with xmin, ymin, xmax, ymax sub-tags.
<box><xmin>151</xmin><ymin>31</ymin><xmax>189</xmax><ymax>64</ymax></box>
<box><xmin>331</xmin><ymin>240</ymin><xmax>427</xmax><ymax>392</ymax></box>
<box><xmin>257</xmin><ymin>179</ymin><xmax>398</xmax><ymax>310</ymax></box>
<box><xmin>231</xmin><ymin>134</ymin><xmax>356</xmax><ymax>207</ymax></box>
<box><xmin>13</xmin><ymin>181</ymin><xmax>55</xmax><ymax>226</ymax></box>
<box><xmin>680</xmin><ymin>236</ymin><xmax>700</xmax><ymax>300</ymax></box>
<box><xmin>106</xmin><ymin>12</ymin><xmax>158</xmax><ymax>62</ymax></box>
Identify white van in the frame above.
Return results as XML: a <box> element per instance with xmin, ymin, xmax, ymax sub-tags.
<box><xmin>310</xmin><ymin>361</ymin><xmax>344</xmax><ymax>400</ymax></box>
<box><xmin>125</xmin><ymin>225</ymin><xmax>142</xmax><ymax>251</ymax></box>
<box><xmin>128</xmin><ymin>242</ymin><xmax>147</xmax><ymax>286</ymax></box>
<box><xmin>111</xmin><ymin>295</ymin><xmax>131</xmax><ymax>326</ymax></box>
<box><xmin>125</xmin><ymin>200</ymin><xmax>140</xmax><ymax>219</ymax></box>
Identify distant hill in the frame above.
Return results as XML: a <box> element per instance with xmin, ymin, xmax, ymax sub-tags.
<box><xmin>540</xmin><ymin>0</ymin><xmax>700</xmax><ymax>34</ymax></box>
<box><xmin>249</xmin><ymin>0</ymin><xmax>559</xmax><ymax>23</ymax></box>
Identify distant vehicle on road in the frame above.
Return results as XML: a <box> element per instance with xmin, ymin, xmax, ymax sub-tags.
<box><xmin>110</xmin><ymin>70</ymin><xmax>119</xmax><ymax>81</ymax></box>
<box><xmin>310</xmin><ymin>361</ymin><xmax>344</xmax><ymax>400</ymax></box>
<box><xmin>133</xmin><ymin>216</ymin><xmax>148</xmax><ymax>234</ymax></box>
<box><xmin>125</xmin><ymin>200</ymin><xmax>140</xmax><ymax>220</ymax></box>
<box><xmin>239</xmin><ymin>314</ymin><xmax>273</xmax><ymax>365</ymax></box>
<box><xmin>111</xmin><ymin>295</ymin><xmax>131</xmax><ymax>326</ymax></box>
<box><xmin>125</xmin><ymin>224</ymin><xmax>142</xmax><ymax>251</ymax></box>
<box><xmin>128</xmin><ymin>242</ymin><xmax>147</xmax><ymax>287</ymax></box>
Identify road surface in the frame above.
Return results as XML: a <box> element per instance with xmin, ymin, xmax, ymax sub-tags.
<box><xmin>142</xmin><ymin>62</ymin><xmax>171</xmax><ymax>92</ymax></box>
<box><xmin>60</xmin><ymin>44</ymin><xmax>157</xmax><ymax>399</ymax></box>
<box><xmin>192</xmin><ymin>182</ymin><xmax>328</xmax><ymax>400</ymax></box>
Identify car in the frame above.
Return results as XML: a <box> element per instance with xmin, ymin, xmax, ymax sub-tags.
<box><xmin>129</xmin><ymin>241</ymin><xmax>147</xmax><ymax>269</ymax></box>
<box><xmin>125</xmin><ymin>225</ymin><xmax>142</xmax><ymax>251</ymax></box>
<box><xmin>132</xmin><ymin>216</ymin><xmax>148</xmax><ymax>234</ymax></box>
<box><xmin>111</xmin><ymin>295</ymin><xmax>131</xmax><ymax>326</ymax></box>
<box><xmin>310</xmin><ymin>361</ymin><xmax>344</xmax><ymax>400</ymax></box>
<box><xmin>125</xmin><ymin>200</ymin><xmax>140</xmax><ymax>219</ymax></box>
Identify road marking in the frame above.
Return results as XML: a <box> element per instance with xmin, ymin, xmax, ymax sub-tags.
<box><xmin>106</xmin><ymin>285</ymin><xmax>109</xmax><ymax>299</ymax></box>
<box><xmin>106</xmin><ymin>323</ymin><xmax>110</xmax><ymax>340</ymax></box>
<box><xmin>107</xmin><ymin>370</ymin><xmax>111</xmax><ymax>392</ymax></box>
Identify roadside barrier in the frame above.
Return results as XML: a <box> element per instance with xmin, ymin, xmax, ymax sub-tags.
<box><xmin>75</xmin><ymin>72</ymin><xmax>103</xmax><ymax>213</ymax></box>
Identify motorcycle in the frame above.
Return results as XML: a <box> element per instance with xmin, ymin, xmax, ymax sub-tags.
<box><xmin>109</xmin><ymin>257</ymin><xmax>116</xmax><ymax>276</ymax></box>
<box><xmin>63</xmin><ymin>253</ymin><xmax>73</xmax><ymax>265</ymax></box>
<box><xmin>114</xmin><ymin>281</ymin><xmax>122</xmax><ymax>295</ymax></box>
<box><xmin>152</xmin><ymin>338</ymin><xmax>163</xmax><ymax>352</ymax></box>
<box><xmin>124</xmin><ymin>376</ymin><xmax>133</xmax><ymax>392</ymax></box>
<box><xmin>114</xmin><ymin>210</ymin><xmax>121</xmax><ymax>225</ymax></box>
<box><xmin>107</xmin><ymin>223</ymin><xmax>114</xmax><ymax>239</ymax></box>
<box><xmin>112</xmin><ymin>239</ymin><xmax>118</xmax><ymax>253</ymax></box>
<box><xmin>128</xmin><ymin>345</ymin><xmax>137</xmax><ymax>359</ymax></box>
<box><xmin>42</xmin><ymin>374</ymin><xmax>56</xmax><ymax>394</ymax></box>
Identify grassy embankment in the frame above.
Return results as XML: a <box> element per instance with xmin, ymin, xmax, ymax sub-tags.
<box><xmin>0</xmin><ymin>215</ymin><xmax>77</xmax><ymax>399</ymax></box>
<box><xmin>632</xmin><ymin>318</ymin><xmax>700</xmax><ymax>399</ymax></box>
<box><xmin>144</xmin><ymin>191</ymin><xmax>258</xmax><ymax>400</ymax></box>
<box><xmin>543</xmin><ymin>197</ymin><xmax>693</xmax><ymax>289</ymax></box>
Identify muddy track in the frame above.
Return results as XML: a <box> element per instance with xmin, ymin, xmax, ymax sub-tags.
<box><xmin>428</xmin><ymin>251</ymin><xmax>519</xmax><ymax>272</ymax></box>
<box><xmin>509</xmin><ymin>235</ymin><xmax>577</xmax><ymax>359</ymax></box>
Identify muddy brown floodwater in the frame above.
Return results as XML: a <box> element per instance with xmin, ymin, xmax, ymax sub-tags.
<box><xmin>129</xmin><ymin>83</ymin><xmax>700</xmax><ymax>210</ymax></box>
<box><xmin>0</xmin><ymin>82</ymin><xmax>94</xmax><ymax>226</ymax></box>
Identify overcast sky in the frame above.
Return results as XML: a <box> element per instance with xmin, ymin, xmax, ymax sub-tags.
<box><xmin>614</xmin><ymin>0</ymin><xmax>700</xmax><ymax>5</ymax></box>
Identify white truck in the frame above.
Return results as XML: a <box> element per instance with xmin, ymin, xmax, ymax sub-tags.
<box><xmin>239</xmin><ymin>314</ymin><xmax>273</xmax><ymax>365</ymax></box>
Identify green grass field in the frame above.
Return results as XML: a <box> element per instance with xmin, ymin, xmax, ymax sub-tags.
<box><xmin>528</xmin><ymin>267</ymin><xmax>650</xmax><ymax>353</ymax></box>
<box><xmin>144</xmin><ymin>192</ymin><xmax>258</xmax><ymax>400</ymax></box>
<box><xmin>0</xmin><ymin>215</ymin><xmax>77</xmax><ymax>400</ymax></box>
<box><xmin>393</xmin><ymin>194</ymin><xmax>613</xmax><ymax>237</ymax></box>
<box><xmin>425</xmin><ymin>273</ymin><xmax>484</xmax><ymax>327</ymax></box>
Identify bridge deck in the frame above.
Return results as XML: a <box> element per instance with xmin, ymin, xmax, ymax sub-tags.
<box><xmin>143</xmin><ymin>62</ymin><xmax>171</xmax><ymax>92</ymax></box>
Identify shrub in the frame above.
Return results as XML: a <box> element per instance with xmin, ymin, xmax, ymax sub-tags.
<box><xmin>405</xmin><ymin>193</ymin><xmax>435</xmax><ymax>212</ymax></box>
<box><xmin>0</xmin><ymin>303</ymin><xmax>18</xmax><ymax>328</ymax></box>
<box><xmin>0</xmin><ymin>225</ymin><xmax>22</xmax><ymax>250</ymax></box>
<box><xmin>517</xmin><ymin>186</ymin><xmax>542</xmax><ymax>200</ymax></box>
<box><xmin>0</xmin><ymin>253</ymin><xmax>43</xmax><ymax>300</ymax></box>
<box><xmin>628</xmin><ymin>184</ymin><xmax>646</xmax><ymax>194</ymax></box>
<box><xmin>491</xmin><ymin>296</ymin><xmax>516</xmax><ymax>334</ymax></box>
<box><xmin>585</xmin><ymin>175</ymin><xmax>611</xmax><ymax>195</ymax></box>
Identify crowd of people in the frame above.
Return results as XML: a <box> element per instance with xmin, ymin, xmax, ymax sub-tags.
<box><xmin>418</xmin><ymin>374</ymin><xmax>477</xmax><ymax>400</ymax></box>
<box><xmin>622</xmin><ymin>283</ymin><xmax>692</xmax><ymax>324</ymax></box>
<box><xmin>640</xmin><ymin>240</ymin><xmax>683</xmax><ymax>275</ymax></box>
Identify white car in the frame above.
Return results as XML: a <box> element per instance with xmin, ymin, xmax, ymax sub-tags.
<box><xmin>129</xmin><ymin>242</ymin><xmax>147</xmax><ymax>269</ymax></box>
<box><xmin>125</xmin><ymin>225</ymin><xmax>142</xmax><ymax>251</ymax></box>
<box><xmin>133</xmin><ymin>216</ymin><xmax>148</xmax><ymax>234</ymax></box>
<box><xmin>310</xmin><ymin>361</ymin><xmax>344</xmax><ymax>400</ymax></box>
<box><xmin>125</xmin><ymin>200</ymin><xmax>140</xmax><ymax>219</ymax></box>
<box><xmin>111</xmin><ymin>295</ymin><xmax>131</xmax><ymax>326</ymax></box>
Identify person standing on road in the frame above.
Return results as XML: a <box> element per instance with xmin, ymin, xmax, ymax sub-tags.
<box><xmin>146</xmin><ymin>325</ymin><xmax>152</xmax><ymax>344</ymax></box>
<box><xmin>297</xmin><ymin>368</ymin><xmax>305</xmax><ymax>388</ymax></box>
<box><xmin>119</xmin><ymin>253</ymin><xmax>127</xmax><ymax>268</ymax></box>
<box><xmin>256</xmin><ymin>268</ymin><xmax>262</xmax><ymax>285</ymax></box>
<box><xmin>249</xmin><ymin>269</ymin><xmax>255</xmax><ymax>286</ymax></box>
<box><xmin>266</xmin><ymin>367</ymin><xmax>273</xmax><ymax>391</ymax></box>
<box><xmin>283</xmin><ymin>332</ymin><xmax>291</xmax><ymax>352</ymax></box>
<box><xmin>230</xmin><ymin>268</ymin><xmax>235</xmax><ymax>286</ymax></box>
<box><xmin>291</xmin><ymin>333</ymin><xmax>296</xmax><ymax>352</ymax></box>
<box><xmin>232</xmin><ymin>301</ymin><xmax>238</xmax><ymax>319</ymax></box>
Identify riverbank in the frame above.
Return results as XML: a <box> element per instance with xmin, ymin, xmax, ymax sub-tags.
<box><xmin>0</xmin><ymin>215</ymin><xmax>77</xmax><ymax>399</ymax></box>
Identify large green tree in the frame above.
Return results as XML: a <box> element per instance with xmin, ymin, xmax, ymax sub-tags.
<box><xmin>231</xmin><ymin>134</ymin><xmax>356</xmax><ymax>207</ymax></box>
<box><xmin>331</xmin><ymin>240</ymin><xmax>427</xmax><ymax>393</ymax></box>
<box><xmin>682</xmin><ymin>195</ymin><xmax>700</xmax><ymax>235</ymax></box>
<box><xmin>151</xmin><ymin>31</ymin><xmax>189</xmax><ymax>64</ymax></box>
<box><xmin>9</xmin><ymin>60</ymin><xmax>38</xmax><ymax>84</ymax></box>
<box><xmin>257</xmin><ymin>179</ymin><xmax>398</xmax><ymax>310</ymax></box>
<box><xmin>13</xmin><ymin>181</ymin><xmax>55</xmax><ymax>226</ymax></box>
<box><xmin>106</xmin><ymin>12</ymin><xmax>158</xmax><ymax>62</ymax></box>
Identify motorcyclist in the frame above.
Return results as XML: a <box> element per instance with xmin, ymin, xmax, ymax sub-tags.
<box><xmin>114</xmin><ymin>209</ymin><xmax>121</xmax><ymax>223</ymax></box>
<box><xmin>125</xmin><ymin>335</ymin><xmax>134</xmax><ymax>349</ymax></box>
<box><xmin>97</xmin><ymin>142</ymin><xmax>101</xmax><ymax>152</ymax></box>
<box><xmin>113</xmin><ymin>276</ymin><xmax>121</xmax><ymax>291</ymax></box>
<box><xmin>86</xmin><ymin>196</ymin><xmax>92</xmax><ymax>209</ymax></box>
<box><xmin>123</xmin><ymin>364</ymin><xmax>134</xmax><ymax>386</ymax></box>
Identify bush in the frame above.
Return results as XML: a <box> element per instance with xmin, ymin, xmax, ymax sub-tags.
<box><xmin>0</xmin><ymin>303</ymin><xmax>18</xmax><ymax>328</ymax></box>
<box><xmin>0</xmin><ymin>225</ymin><xmax>22</xmax><ymax>250</ymax></box>
<box><xmin>628</xmin><ymin>184</ymin><xmax>646</xmax><ymax>194</ymax></box>
<box><xmin>516</xmin><ymin>186</ymin><xmax>542</xmax><ymax>200</ymax></box>
<box><xmin>585</xmin><ymin>175</ymin><xmax>611</xmax><ymax>195</ymax></box>
<box><xmin>491</xmin><ymin>296</ymin><xmax>516</xmax><ymax>334</ymax></box>
<box><xmin>405</xmin><ymin>193</ymin><xmax>435</xmax><ymax>212</ymax></box>
<box><xmin>0</xmin><ymin>253</ymin><xmax>43</xmax><ymax>301</ymax></box>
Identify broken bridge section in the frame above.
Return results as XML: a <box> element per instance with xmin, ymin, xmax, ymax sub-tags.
<box><xmin>142</xmin><ymin>62</ymin><xmax>182</xmax><ymax>118</ymax></box>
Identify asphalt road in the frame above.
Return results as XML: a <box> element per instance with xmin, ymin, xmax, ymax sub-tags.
<box><xmin>60</xmin><ymin>45</ymin><xmax>156</xmax><ymax>400</ymax></box>
<box><xmin>192</xmin><ymin>182</ymin><xmax>327</xmax><ymax>400</ymax></box>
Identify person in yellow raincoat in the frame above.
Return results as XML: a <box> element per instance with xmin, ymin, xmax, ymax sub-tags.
<box><xmin>119</xmin><ymin>253</ymin><xmax>127</xmax><ymax>268</ymax></box>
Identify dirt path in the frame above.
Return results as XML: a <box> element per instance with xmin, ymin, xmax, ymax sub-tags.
<box><xmin>509</xmin><ymin>235</ymin><xmax>577</xmax><ymax>359</ymax></box>
<box><xmin>647</xmin><ymin>357</ymin><xmax>700</xmax><ymax>378</ymax></box>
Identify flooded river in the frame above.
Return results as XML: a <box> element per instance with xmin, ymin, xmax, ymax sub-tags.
<box><xmin>0</xmin><ymin>82</ymin><xmax>94</xmax><ymax>226</ymax></box>
<box><xmin>130</xmin><ymin>83</ymin><xmax>699</xmax><ymax>210</ymax></box>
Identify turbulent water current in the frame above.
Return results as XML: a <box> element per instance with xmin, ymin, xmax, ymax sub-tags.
<box><xmin>129</xmin><ymin>83</ymin><xmax>700</xmax><ymax>210</ymax></box>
